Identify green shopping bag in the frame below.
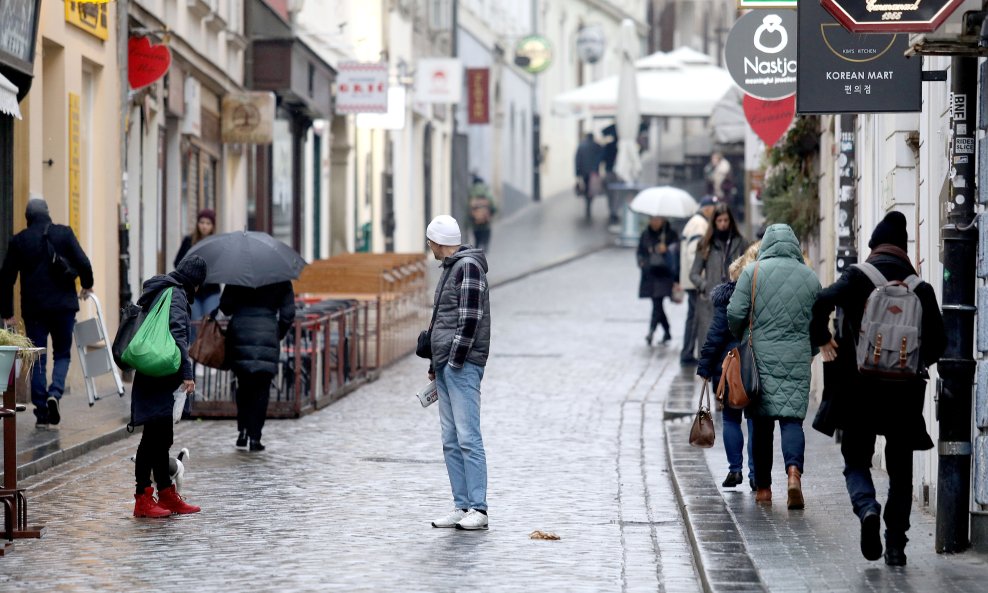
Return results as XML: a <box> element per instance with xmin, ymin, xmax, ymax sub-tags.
<box><xmin>121</xmin><ymin>287</ymin><xmax>181</xmax><ymax>377</ymax></box>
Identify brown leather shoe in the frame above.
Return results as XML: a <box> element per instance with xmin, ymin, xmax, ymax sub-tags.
<box><xmin>787</xmin><ymin>466</ymin><xmax>804</xmax><ymax>510</ymax></box>
<box><xmin>755</xmin><ymin>488</ymin><xmax>772</xmax><ymax>504</ymax></box>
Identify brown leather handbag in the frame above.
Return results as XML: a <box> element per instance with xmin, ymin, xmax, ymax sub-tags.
<box><xmin>189</xmin><ymin>315</ymin><xmax>228</xmax><ymax>369</ymax></box>
<box><xmin>689</xmin><ymin>380</ymin><xmax>716</xmax><ymax>448</ymax></box>
<box><xmin>717</xmin><ymin>263</ymin><xmax>761</xmax><ymax>409</ymax></box>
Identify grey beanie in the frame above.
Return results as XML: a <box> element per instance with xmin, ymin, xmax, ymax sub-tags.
<box><xmin>174</xmin><ymin>255</ymin><xmax>208</xmax><ymax>287</ymax></box>
<box><xmin>26</xmin><ymin>196</ymin><xmax>49</xmax><ymax>222</ymax></box>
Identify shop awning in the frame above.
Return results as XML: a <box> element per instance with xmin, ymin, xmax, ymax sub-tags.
<box><xmin>0</xmin><ymin>72</ymin><xmax>22</xmax><ymax>120</ymax></box>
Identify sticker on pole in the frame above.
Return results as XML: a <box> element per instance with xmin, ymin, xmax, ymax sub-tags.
<box><xmin>724</xmin><ymin>10</ymin><xmax>797</xmax><ymax>100</ymax></box>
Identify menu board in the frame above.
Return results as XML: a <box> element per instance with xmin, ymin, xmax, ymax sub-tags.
<box><xmin>0</xmin><ymin>0</ymin><xmax>40</xmax><ymax>70</ymax></box>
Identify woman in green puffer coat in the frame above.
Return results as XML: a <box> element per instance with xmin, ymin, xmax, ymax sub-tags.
<box><xmin>727</xmin><ymin>224</ymin><xmax>821</xmax><ymax>510</ymax></box>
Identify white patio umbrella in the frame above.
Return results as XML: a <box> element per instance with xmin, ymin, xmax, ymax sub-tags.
<box><xmin>630</xmin><ymin>186</ymin><xmax>698</xmax><ymax>219</ymax></box>
<box><xmin>613</xmin><ymin>19</ymin><xmax>641</xmax><ymax>184</ymax></box>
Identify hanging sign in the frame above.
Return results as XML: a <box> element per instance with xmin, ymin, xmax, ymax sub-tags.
<box><xmin>724</xmin><ymin>10</ymin><xmax>797</xmax><ymax>100</ymax></box>
<box><xmin>466</xmin><ymin>68</ymin><xmax>490</xmax><ymax>124</ymax></box>
<box><xmin>797</xmin><ymin>0</ymin><xmax>920</xmax><ymax>113</ymax></box>
<box><xmin>821</xmin><ymin>0</ymin><xmax>966</xmax><ymax>33</ymax></box>
<box><xmin>128</xmin><ymin>37</ymin><xmax>171</xmax><ymax>90</ymax></box>
<box><xmin>514</xmin><ymin>35</ymin><xmax>553</xmax><ymax>74</ymax></box>
<box><xmin>743</xmin><ymin>94</ymin><xmax>795</xmax><ymax>147</ymax></box>
<box><xmin>415</xmin><ymin>59</ymin><xmax>463</xmax><ymax>104</ymax></box>
<box><xmin>221</xmin><ymin>92</ymin><xmax>276</xmax><ymax>144</ymax></box>
<box><xmin>836</xmin><ymin>114</ymin><xmax>858</xmax><ymax>275</ymax></box>
<box><xmin>335</xmin><ymin>61</ymin><xmax>389</xmax><ymax>114</ymax></box>
<box><xmin>65</xmin><ymin>0</ymin><xmax>109</xmax><ymax>40</ymax></box>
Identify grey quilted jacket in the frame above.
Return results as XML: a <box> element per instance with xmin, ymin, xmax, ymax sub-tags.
<box><xmin>727</xmin><ymin>224</ymin><xmax>821</xmax><ymax>419</ymax></box>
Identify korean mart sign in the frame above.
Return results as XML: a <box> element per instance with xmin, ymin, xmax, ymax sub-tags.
<box><xmin>822</xmin><ymin>0</ymin><xmax>966</xmax><ymax>33</ymax></box>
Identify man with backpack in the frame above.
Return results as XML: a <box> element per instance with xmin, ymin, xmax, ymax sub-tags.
<box><xmin>810</xmin><ymin>211</ymin><xmax>946</xmax><ymax>567</ymax></box>
<box><xmin>0</xmin><ymin>196</ymin><xmax>94</xmax><ymax>429</ymax></box>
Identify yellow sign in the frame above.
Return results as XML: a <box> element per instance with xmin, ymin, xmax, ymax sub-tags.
<box><xmin>65</xmin><ymin>1</ymin><xmax>110</xmax><ymax>41</ymax></box>
<box><xmin>69</xmin><ymin>93</ymin><xmax>81</xmax><ymax>237</ymax></box>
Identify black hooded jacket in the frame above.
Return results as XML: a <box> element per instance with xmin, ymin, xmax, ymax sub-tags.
<box><xmin>130</xmin><ymin>274</ymin><xmax>194</xmax><ymax>426</ymax></box>
<box><xmin>0</xmin><ymin>210</ymin><xmax>94</xmax><ymax>318</ymax></box>
<box><xmin>220</xmin><ymin>281</ymin><xmax>296</xmax><ymax>376</ymax></box>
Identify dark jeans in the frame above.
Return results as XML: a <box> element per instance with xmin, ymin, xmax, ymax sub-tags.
<box><xmin>841</xmin><ymin>430</ymin><xmax>913</xmax><ymax>548</ymax></box>
<box><xmin>25</xmin><ymin>312</ymin><xmax>76</xmax><ymax>421</ymax></box>
<box><xmin>723</xmin><ymin>406</ymin><xmax>755</xmax><ymax>478</ymax></box>
<box><xmin>752</xmin><ymin>417</ymin><xmax>805</xmax><ymax>488</ymax></box>
<box><xmin>135</xmin><ymin>417</ymin><xmax>174</xmax><ymax>494</ymax></box>
<box><xmin>649</xmin><ymin>297</ymin><xmax>669</xmax><ymax>335</ymax></box>
<box><xmin>680</xmin><ymin>289</ymin><xmax>699</xmax><ymax>362</ymax></box>
<box><xmin>473</xmin><ymin>227</ymin><xmax>491</xmax><ymax>252</ymax></box>
<box><xmin>235</xmin><ymin>371</ymin><xmax>274</xmax><ymax>440</ymax></box>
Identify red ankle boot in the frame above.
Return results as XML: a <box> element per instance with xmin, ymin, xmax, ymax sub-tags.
<box><xmin>157</xmin><ymin>485</ymin><xmax>201</xmax><ymax>514</ymax></box>
<box><xmin>134</xmin><ymin>486</ymin><xmax>172</xmax><ymax>518</ymax></box>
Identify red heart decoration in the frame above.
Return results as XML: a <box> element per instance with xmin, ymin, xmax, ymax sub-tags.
<box><xmin>743</xmin><ymin>94</ymin><xmax>796</xmax><ymax>147</ymax></box>
<box><xmin>128</xmin><ymin>37</ymin><xmax>172</xmax><ymax>90</ymax></box>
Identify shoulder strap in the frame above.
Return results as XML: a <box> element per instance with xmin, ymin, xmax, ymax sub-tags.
<box><xmin>903</xmin><ymin>275</ymin><xmax>923</xmax><ymax>292</ymax></box>
<box><xmin>748</xmin><ymin>263</ymin><xmax>759</xmax><ymax>343</ymax></box>
<box><xmin>852</xmin><ymin>262</ymin><xmax>888</xmax><ymax>289</ymax></box>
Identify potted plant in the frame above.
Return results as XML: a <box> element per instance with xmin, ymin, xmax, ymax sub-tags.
<box><xmin>0</xmin><ymin>328</ymin><xmax>38</xmax><ymax>389</ymax></box>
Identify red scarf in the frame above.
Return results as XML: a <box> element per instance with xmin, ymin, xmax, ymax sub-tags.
<box><xmin>867</xmin><ymin>244</ymin><xmax>917</xmax><ymax>275</ymax></box>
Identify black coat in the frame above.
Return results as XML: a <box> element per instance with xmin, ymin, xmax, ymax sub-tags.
<box><xmin>220</xmin><ymin>282</ymin><xmax>296</xmax><ymax>376</ymax></box>
<box><xmin>574</xmin><ymin>138</ymin><xmax>602</xmax><ymax>177</ymax></box>
<box><xmin>637</xmin><ymin>225</ymin><xmax>680</xmax><ymax>299</ymax></box>
<box><xmin>810</xmin><ymin>250</ymin><xmax>947</xmax><ymax>449</ymax></box>
<box><xmin>697</xmin><ymin>282</ymin><xmax>740</xmax><ymax>389</ymax></box>
<box><xmin>0</xmin><ymin>214</ymin><xmax>94</xmax><ymax>319</ymax></box>
<box><xmin>175</xmin><ymin>236</ymin><xmax>221</xmax><ymax>300</ymax></box>
<box><xmin>130</xmin><ymin>275</ymin><xmax>195</xmax><ymax>426</ymax></box>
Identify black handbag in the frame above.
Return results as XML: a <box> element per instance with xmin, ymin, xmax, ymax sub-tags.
<box><xmin>44</xmin><ymin>224</ymin><xmax>79</xmax><ymax>284</ymax></box>
<box><xmin>112</xmin><ymin>303</ymin><xmax>144</xmax><ymax>370</ymax></box>
<box><xmin>416</xmin><ymin>268</ymin><xmax>453</xmax><ymax>360</ymax></box>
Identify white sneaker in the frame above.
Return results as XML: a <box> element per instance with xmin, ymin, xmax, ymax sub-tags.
<box><xmin>431</xmin><ymin>508</ymin><xmax>466</xmax><ymax>528</ymax></box>
<box><xmin>455</xmin><ymin>509</ymin><xmax>489</xmax><ymax>531</ymax></box>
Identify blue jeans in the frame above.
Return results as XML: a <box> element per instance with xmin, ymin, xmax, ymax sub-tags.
<box><xmin>841</xmin><ymin>430</ymin><xmax>913</xmax><ymax>548</ymax></box>
<box><xmin>25</xmin><ymin>312</ymin><xmax>76</xmax><ymax>421</ymax></box>
<box><xmin>752</xmin><ymin>417</ymin><xmax>805</xmax><ymax>488</ymax></box>
<box><xmin>436</xmin><ymin>362</ymin><xmax>487</xmax><ymax>511</ymax></box>
<box><xmin>190</xmin><ymin>292</ymin><xmax>220</xmax><ymax>343</ymax></box>
<box><xmin>722</xmin><ymin>406</ymin><xmax>755</xmax><ymax>478</ymax></box>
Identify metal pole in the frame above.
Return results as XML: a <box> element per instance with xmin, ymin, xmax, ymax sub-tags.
<box><xmin>118</xmin><ymin>0</ymin><xmax>133</xmax><ymax>311</ymax></box>
<box><xmin>531</xmin><ymin>0</ymin><xmax>540</xmax><ymax>202</ymax></box>
<box><xmin>936</xmin><ymin>51</ymin><xmax>977</xmax><ymax>554</ymax></box>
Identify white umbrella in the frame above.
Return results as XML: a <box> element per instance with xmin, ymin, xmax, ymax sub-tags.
<box><xmin>630</xmin><ymin>186</ymin><xmax>698</xmax><ymax>219</ymax></box>
<box><xmin>613</xmin><ymin>19</ymin><xmax>641</xmax><ymax>184</ymax></box>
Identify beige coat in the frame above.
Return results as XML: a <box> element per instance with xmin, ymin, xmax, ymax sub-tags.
<box><xmin>679</xmin><ymin>213</ymin><xmax>709</xmax><ymax>289</ymax></box>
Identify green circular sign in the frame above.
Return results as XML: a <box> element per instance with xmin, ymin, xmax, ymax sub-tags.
<box><xmin>515</xmin><ymin>35</ymin><xmax>553</xmax><ymax>74</ymax></box>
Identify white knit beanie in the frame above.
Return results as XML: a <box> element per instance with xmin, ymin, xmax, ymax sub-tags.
<box><xmin>426</xmin><ymin>215</ymin><xmax>462</xmax><ymax>246</ymax></box>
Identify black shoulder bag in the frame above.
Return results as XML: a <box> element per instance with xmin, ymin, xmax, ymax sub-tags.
<box><xmin>43</xmin><ymin>224</ymin><xmax>79</xmax><ymax>284</ymax></box>
<box><xmin>416</xmin><ymin>267</ymin><xmax>454</xmax><ymax>359</ymax></box>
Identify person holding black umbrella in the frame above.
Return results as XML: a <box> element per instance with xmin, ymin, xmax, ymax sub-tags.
<box><xmin>185</xmin><ymin>230</ymin><xmax>306</xmax><ymax>451</ymax></box>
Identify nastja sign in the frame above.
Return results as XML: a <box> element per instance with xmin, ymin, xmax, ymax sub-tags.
<box><xmin>821</xmin><ymin>0</ymin><xmax>966</xmax><ymax>33</ymax></box>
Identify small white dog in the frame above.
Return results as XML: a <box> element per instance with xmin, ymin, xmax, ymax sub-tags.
<box><xmin>130</xmin><ymin>447</ymin><xmax>190</xmax><ymax>491</ymax></box>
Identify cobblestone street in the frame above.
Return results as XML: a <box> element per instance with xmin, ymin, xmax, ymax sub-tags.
<box><xmin>0</xmin><ymin>247</ymin><xmax>703</xmax><ymax>592</ymax></box>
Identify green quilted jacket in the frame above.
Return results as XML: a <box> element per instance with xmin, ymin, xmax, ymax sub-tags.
<box><xmin>727</xmin><ymin>225</ymin><xmax>821</xmax><ymax>419</ymax></box>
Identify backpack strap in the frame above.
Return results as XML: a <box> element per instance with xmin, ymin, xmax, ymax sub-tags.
<box><xmin>903</xmin><ymin>275</ymin><xmax>923</xmax><ymax>292</ymax></box>
<box><xmin>852</xmin><ymin>262</ymin><xmax>888</xmax><ymax>288</ymax></box>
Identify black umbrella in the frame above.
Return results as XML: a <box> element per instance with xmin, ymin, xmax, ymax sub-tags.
<box><xmin>184</xmin><ymin>230</ymin><xmax>307</xmax><ymax>287</ymax></box>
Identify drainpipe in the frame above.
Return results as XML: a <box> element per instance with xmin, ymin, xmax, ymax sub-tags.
<box><xmin>118</xmin><ymin>0</ymin><xmax>133</xmax><ymax>311</ymax></box>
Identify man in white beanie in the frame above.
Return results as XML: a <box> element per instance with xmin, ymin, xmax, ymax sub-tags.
<box><xmin>421</xmin><ymin>214</ymin><xmax>492</xmax><ymax>531</ymax></box>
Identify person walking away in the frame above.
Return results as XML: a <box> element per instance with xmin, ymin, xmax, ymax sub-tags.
<box><xmin>679</xmin><ymin>196</ymin><xmax>716</xmax><ymax>365</ymax></box>
<box><xmin>600</xmin><ymin>130</ymin><xmax>621</xmax><ymax>225</ymax></box>
<box><xmin>220</xmin><ymin>280</ymin><xmax>296</xmax><ymax>451</ymax></box>
<box><xmin>575</xmin><ymin>133</ymin><xmax>602</xmax><ymax>218</ymax></box>
<box><xmin>131</xmin><ymin>256</ymin><xmax>207</xmax><ymax>517</ymax></box>
<box><xmin>0</xmin><ymin>196</ymin><xmax>94</xmax><ymax>429</ymax></box>
<box><xmin>175</xmin><ymin>209</ymin><xmax>221</xmax><ymax>340</ymax></box>
<box><xmin>467</xmin><ymin>175</ymin><xmax>497</xmax><ymax>252</ymax></box>
<box><xmin>691</xmin><ymin>203</ymin><xmax>748</xmax><ymax>353</ymax></box>
<box><xmin>727</xmin><ymin>224</ymin><xmax>820</xmax><ymax>509</ymax></box>
<box><xmin>637</xmin><ymin>216</ymin><xmax>680</xmax><ymax>346</ymax></box>
<box><xmin>810</xmin><ymin>211</ymin><xmax>945</xmax><ymax>566</ymax></box>
<box><xmin>697</xmin><ymin>242</ymin><xmax>759</xmax><ymax>490</ymax></box>
<box><xmin>424</xmin><ymin>215</ymin><xmax>492</xmax><ymax>531</ymax></box>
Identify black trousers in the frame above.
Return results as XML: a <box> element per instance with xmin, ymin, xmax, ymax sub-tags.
<box><xmin>650</xmin><ymin>297</ymin><xmax>669</xmax><ymax>334</ymax></box>
<box><xmin>680</xmin><ymin>289</ymin><xmax>699</xmax><ymax>362</ymax></box>
<box><xmin>135</xmin><ymin>417</ymin><xmax>173</xmax><ymax>495</ymax></box>
<box><xmin>236</xmin><ymin>371</ymin><xmax>274</xmax><ymax>440</ymax></box>
<box><xmin>841</xmin><ymin>430</ymin><xmax>914</xmax><ymax>548</ymax></box>
<box><xmin>473</xmin><ymin>227</ymin><xmax>491</xmax><ymax>252</ymax></box>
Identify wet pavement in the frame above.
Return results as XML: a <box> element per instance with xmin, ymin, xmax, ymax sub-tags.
<box><xmin>1</xmin><ymin>245</ymin><xmax>705</xmax><ymax>591</ymax></box>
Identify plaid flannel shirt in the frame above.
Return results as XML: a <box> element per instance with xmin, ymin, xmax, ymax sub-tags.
<box><xmin>447</xmin><ymin>258</ymin><xmax>487</xmax><ymax>368</ymax></box>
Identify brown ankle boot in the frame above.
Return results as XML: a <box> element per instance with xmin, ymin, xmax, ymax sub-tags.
<box><xmin>787</xmin><ymin>466</ymin><xmax>804</xmax><ymax>510</ymax></box>
<box><xmin>755</xmin><ymin>488</ymin><xmax>772</xmax><ymax>504</ymax></box>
